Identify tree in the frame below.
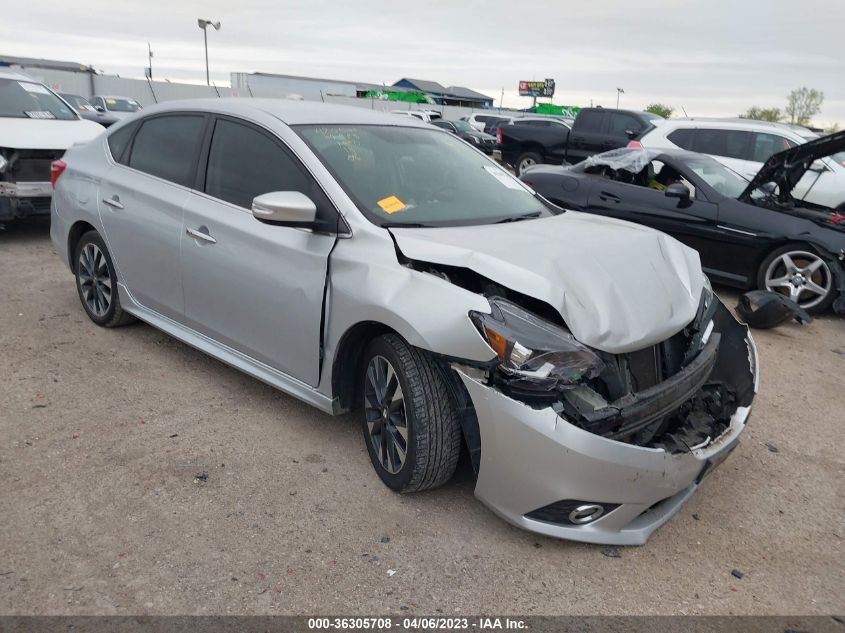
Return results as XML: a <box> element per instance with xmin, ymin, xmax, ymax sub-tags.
<box><xmin>740</xmin><ymin>107</ymin><xmax>783</xmax><ymax>122</ymax></box>
<box><xmin>785</xmin><ymin>87</ymin><xmax>824</xmax><ymax>125</ymax></box>
<box><xmin>644</xmin><ymin>103</ymin><xmax>673</xmax><ymax>118</ymax></box>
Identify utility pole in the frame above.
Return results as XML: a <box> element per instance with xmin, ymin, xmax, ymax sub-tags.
<box><xmin>197</xmin><ymin>19</ymin><xmax>221</xmax><ymax>86</ymax></box>
<box><xmin>616</xmin><ymin>87</ymin><xmax>624</xmax><ymax>109</ymax></box>
<box><xmin>147</xmin><ymin>42</ymin><xmax>153</xmax><ymax>80</ymax></box>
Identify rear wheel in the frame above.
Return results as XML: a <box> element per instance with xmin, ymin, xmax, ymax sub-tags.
<box><xmin>74</xmin><ymin>231</ymin><xmax>136</xmax><ymax>327</ymax></box>
<box><xmin>515</xmin><ymin>152</ymin><xmax>542</xmax><ymax>177</ymax></box>
<box><xmin>360</xmin><ymin>334</ymin><xmax>461</xmax><ymax>493</ymax></box>
<box><xmin>757</xmin><ymin>245</ymin><xmax>836</xmax><ymax>313</ymax></box>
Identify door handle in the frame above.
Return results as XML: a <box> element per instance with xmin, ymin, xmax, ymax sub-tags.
<box><xmin>599</xmin><ymin>192</ymin><xmax>621</xmax><ymax>203</ymax></box>
<box><xmin>102</xmin><ymin>196</ymin><xmax>124</xmax><ymax>209</ymax></box>
<box><xmin>186</xmin><ymin>227</ymin><xmax>217</xmax><ymax>244</ymax></box>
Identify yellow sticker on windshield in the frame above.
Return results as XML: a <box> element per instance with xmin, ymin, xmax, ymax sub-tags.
<box><xmin>105</xmin><ymin>98</ymin><xmax>117</xmax><ymax>104</ymax></box>
<box><xmin>377</xmin><ymin>195</ymin><xmax>406</xmax><ymax>214</ymax></box>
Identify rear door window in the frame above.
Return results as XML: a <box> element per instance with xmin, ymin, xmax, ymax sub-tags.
<box><xmin>576</xmin><ymin>110</ymin><xmax>604</xmax><ymax>132</ymax></box>
<box><xmin>128</xmin><ymin>115</ymin><xmax>205</xmax><ymax>187</ymax></box>
<box><xmin>692</xmin><ymin>129</ymin><xmax>751</xmax><ymax>160</ymax></box>
<box><xmin>751</xmin><ymin>133</ymin><xmax>794</xmax><ymax>162</ymax></box>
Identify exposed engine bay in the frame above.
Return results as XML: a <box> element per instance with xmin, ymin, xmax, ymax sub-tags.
<box><xmin>401</xmin><ymin>254</ymin><xmax>756</xmax><ymax>455</ymax></box>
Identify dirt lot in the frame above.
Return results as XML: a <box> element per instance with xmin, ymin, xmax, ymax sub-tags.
<box><xmin>1</xmin><ymin>218</ymin><xmax>843</xmax><ymax>616</ymax></box>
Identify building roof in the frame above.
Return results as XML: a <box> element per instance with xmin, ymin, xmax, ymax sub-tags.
<box><xmin>444</xmin><ymin>85</ymin><xmax>493</xmax><ymax>101</ymax></box>
<box><xmin>0</xmin><ymin>54</ymin><xmax>95</xmax><ymax>73</ymax></box>
<box><xmin>238</xmin><ymin>72</ymin><xmax>413</xmax><ymax>93</ymax></box>
<box><xmin>395</xmin><ymin>78</ymin><xmax>447</xmax><ymax>93</ymax></box>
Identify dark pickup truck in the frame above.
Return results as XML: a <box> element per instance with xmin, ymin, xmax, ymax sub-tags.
<box><xmin>498</xmin><ymin>108</ymin><xmax>663</xmax><ymax>175</ymax></box>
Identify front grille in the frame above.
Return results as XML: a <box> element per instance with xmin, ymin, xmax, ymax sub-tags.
<box><xmin>8</xmin><ymin>149</ymin><xmax>64</xmax><ymax>182</ymax></box>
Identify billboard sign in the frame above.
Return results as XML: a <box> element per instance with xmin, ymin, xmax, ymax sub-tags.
<box><xmin>519</xmin><ymin>79</ymin><xmax>555</xmax><ymax>98</ymax></box>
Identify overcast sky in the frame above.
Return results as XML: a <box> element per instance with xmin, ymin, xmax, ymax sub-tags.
<box><xmin>3</xmin><ymin>0</ymin><xmax>843</xmax><ymax>125</ymax></box>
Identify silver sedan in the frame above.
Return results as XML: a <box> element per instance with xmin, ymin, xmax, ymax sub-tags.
<box><xmin>50</xmin><ymin>99</ymin><xmax>758</xmax><ymax>545</ymax></box>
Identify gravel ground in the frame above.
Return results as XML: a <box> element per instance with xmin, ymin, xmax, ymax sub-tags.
<box><xmin>1</xmin><ymin>218</ymin><xmax>843</xmax><ymax>615</ymax></box>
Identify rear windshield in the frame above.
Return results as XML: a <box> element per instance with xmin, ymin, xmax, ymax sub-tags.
<box><xmin>0</xmin><ymin>78</ymin><xmax>77</xmax><ymax>120</ymax></box>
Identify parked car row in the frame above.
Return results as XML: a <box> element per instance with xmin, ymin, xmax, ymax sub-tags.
<box><xmin>50</xmin><ymin>99</ymin><xmax>760</xmax><ymax>545</ymax></box>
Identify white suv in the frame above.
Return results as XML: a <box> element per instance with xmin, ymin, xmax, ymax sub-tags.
<box><xmin>636</xmin><ymin>118</ymin><xmax>845</xmax><ymax>211</ymax></box>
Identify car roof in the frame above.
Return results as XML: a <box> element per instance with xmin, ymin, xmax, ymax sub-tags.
<box><xmin>132</xmin><ymin>98</ymin><xmax>433</xmax><ymax>127</ymax></box>
<box><xmin>0</xmin><ymin>68</ymin><xmax>40</xmax><ymax>82</ymax></box>
<box><xmin>657</xmin><ymin>117</ymin><xmax>816</xmax><ymax>138</ymax></box>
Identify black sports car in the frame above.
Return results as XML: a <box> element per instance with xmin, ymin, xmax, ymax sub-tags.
<box><xmin>520</xmin><ymin>131</ymin><xmax>845</xmax><ymax>313</ymax></box>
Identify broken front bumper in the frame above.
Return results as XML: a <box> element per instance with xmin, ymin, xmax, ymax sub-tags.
<box><xmin>454</xmin><ymin>316</ymin><xmax>759</xmax><ymax>546</ymax></box>
<box><xmin>0</xmin><ymin>181</ymin><xmax>52</xmax><ymax>199</ymax></box>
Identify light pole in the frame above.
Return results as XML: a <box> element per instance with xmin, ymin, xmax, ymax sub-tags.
<box><xmin>197</xmin><ymin>18</ymin><xmax>221</xmax><ymax>86</ymax></box>
<box><xmin>616</xmin><ymin>87</ymin><xmax>624</xmax><ymax>109</ymax></box>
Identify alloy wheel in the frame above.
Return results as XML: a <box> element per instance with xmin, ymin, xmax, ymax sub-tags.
<box><xmin>764</xmin><ymin>250</ymin><xmax>832</xmax><ymax>310</ymax></box>
<box><xmin>77</xmin><ymin>243</ymin><xmax>112</xmax><ymax>317</ymax></box>
<box><xmin>518</xmin><ymin>157</ymin><xmax>536</xmax><ymax>174</ymax></box>
<box><xmin>364</xmin><ymin>355</ymin><xmax>408</xmax><ymax>475</ymax></box>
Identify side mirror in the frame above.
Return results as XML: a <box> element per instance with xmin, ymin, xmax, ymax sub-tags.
<box><xmin>94</xmin><ymin>105</ymin><xmax>105</xmax><ymax>112</ymax></box>
<box><xmin>252</xmin><ymin>191</ymin><xmax>317</xmax><ymax>227</ymax></box>
<box><xmin>809</xmin><ymin>159</ymin><xmax>827</xmax><ymax>173</ymax></box>
<box><xmin>665</xmin><ymin>183</ymin><xmax>691</xmax><ymax>200</ymax></box>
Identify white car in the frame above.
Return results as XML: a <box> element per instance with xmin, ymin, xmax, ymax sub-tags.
<box><xmin>389</xmin><ymin>109</ymin><xmax>441</xmax><ymax>123</ymax></box>
<box><xmin>463</xmin><ymin>113</ymin><xmax>514</xmax><ymax>133</ymax></box>
<box><xmin>0</xmin><ymin>69</ymin><xmax>104</xmax><ymax>223</ymax></box>
<box><xmin>90</xmin><ymin>95</ymin><xmax>143</xmax><ymax>121</ymax></box>
<box><xmin>635</xmin><ymin>118</ymin><xmax>845</xmax><ymax>211</ymax></box>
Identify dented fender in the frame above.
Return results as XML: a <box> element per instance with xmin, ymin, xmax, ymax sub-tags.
<box><xmin>319</xmin><ymin>229</ymin><xmax>496</xmax><ymax>397</ymax></box>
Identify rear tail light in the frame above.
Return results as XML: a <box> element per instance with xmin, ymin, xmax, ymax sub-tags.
<box><xmin>626</xmin><ymin>140</ymin><xmax>643</xmax><ymax>149</ymax></box>
<box><xmin>496</xmin><ymin>128</ymin><xmax>503</xmax><ymax>145</ymax></box>
<box><xmin>50</xmin><ymin>160</ymin><xmax>67</xmax><ymax>189</ymax></box>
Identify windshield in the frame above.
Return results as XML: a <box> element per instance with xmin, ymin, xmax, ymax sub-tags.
<box><xmin>297</xmin><ymin>125</ymin><xmax>550</xmax><ymax>227</ymax></box>
<box><xmin>103</xmin><ymin>97</ymin><xmax>140</xmax><ymax>113</ymax></box>
<box><xmin>0</xmin><ymin>78</ymin><xmax>77</xmax><ymax>120</ymax></box>
<box><xmin>681</xmin><ymin>155</ymin><xmax>749</xmax><ymax>198</ymax></box>
<box><xmin>453</xmin><ymin>120</ymin><xmax>473</xmax><ymax>133</ymax></box>
<box><xmin>61</xmin><ymin>94</ymin><xmax>93</xmax><ymax>111</ymax></box>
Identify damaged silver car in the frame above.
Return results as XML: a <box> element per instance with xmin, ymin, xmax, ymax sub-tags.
<box><xmin>50</xmin><ymin>100</ymin><xmax>759</xmax><ymax>545</ymax></box>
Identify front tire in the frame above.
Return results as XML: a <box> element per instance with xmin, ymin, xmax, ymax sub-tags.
<box><xmin>73</xmin><ymin>231</ymin><xmax>136</xmax><ymax>327</ymax></box>
<box><xmin>360</xmin><ymin>334</ymin><xmax>462</xmax><ymax>493</ymax></box>
<box><xmin>757</xmin><ymin>244</ymin><xmax>836</xmax><ymax>314</ymax></box>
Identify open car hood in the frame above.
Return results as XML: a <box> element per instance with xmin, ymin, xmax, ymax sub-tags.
<box><xmin>390</xmin><ymin>211</ymin><xmax>704</xmax><ymax>354</ymax></box>
<box><xmin>739</xmin><ymin>129</ymin><xmax>845</xmax><ymax>204</ymax></box>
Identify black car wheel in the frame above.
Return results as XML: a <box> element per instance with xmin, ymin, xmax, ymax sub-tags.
<box><xmin>515</xmin><ymin>152</ymin><xmax>542</xmax><ymax>177</ymax></box>
<box><xmin>757</xmin><ymin>244</ymin><xmax>836</xmax><ymax>313</ymax></box>
<box><xmin>360</xmin><ymin>334</ymin><xmax>462</xmax><ymax>493</ymax></box>
<box><xmin>74</xmin><ymin>231</ymin><xmax>136</xmax><ymax>327</ymax></box>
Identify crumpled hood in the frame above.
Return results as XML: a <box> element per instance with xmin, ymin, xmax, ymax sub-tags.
<box><xmin>390</xmin><ymin>211</ymin><xmax>704</xmax><ymax>354</ymax></box>
<box><xmin>0</xmin><ymin>117</ymin><xmax>104</xmax><ymax>150</ymax></box>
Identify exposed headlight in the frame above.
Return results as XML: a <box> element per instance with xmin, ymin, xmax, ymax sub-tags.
<box><xmin>470</xmin><ymin>135</ymin><xmax>480</xmax><ymax>144</ymax></box>
<box><xmin>469</xmin><ymin>298</ymin><xmax>604</xmax><ymax>389</ymax></box>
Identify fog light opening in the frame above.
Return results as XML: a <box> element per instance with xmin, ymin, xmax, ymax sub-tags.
<box><xmin>568</xmin><ymin>504</ymin><xmax>605</xmax><ymax>524</ymax></box>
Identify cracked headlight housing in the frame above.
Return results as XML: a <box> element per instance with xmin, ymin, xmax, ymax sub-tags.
<box><xmin>470</xmin><ymin>298</ymin><xmax>604</xmax><ymax>393</ymax></box>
